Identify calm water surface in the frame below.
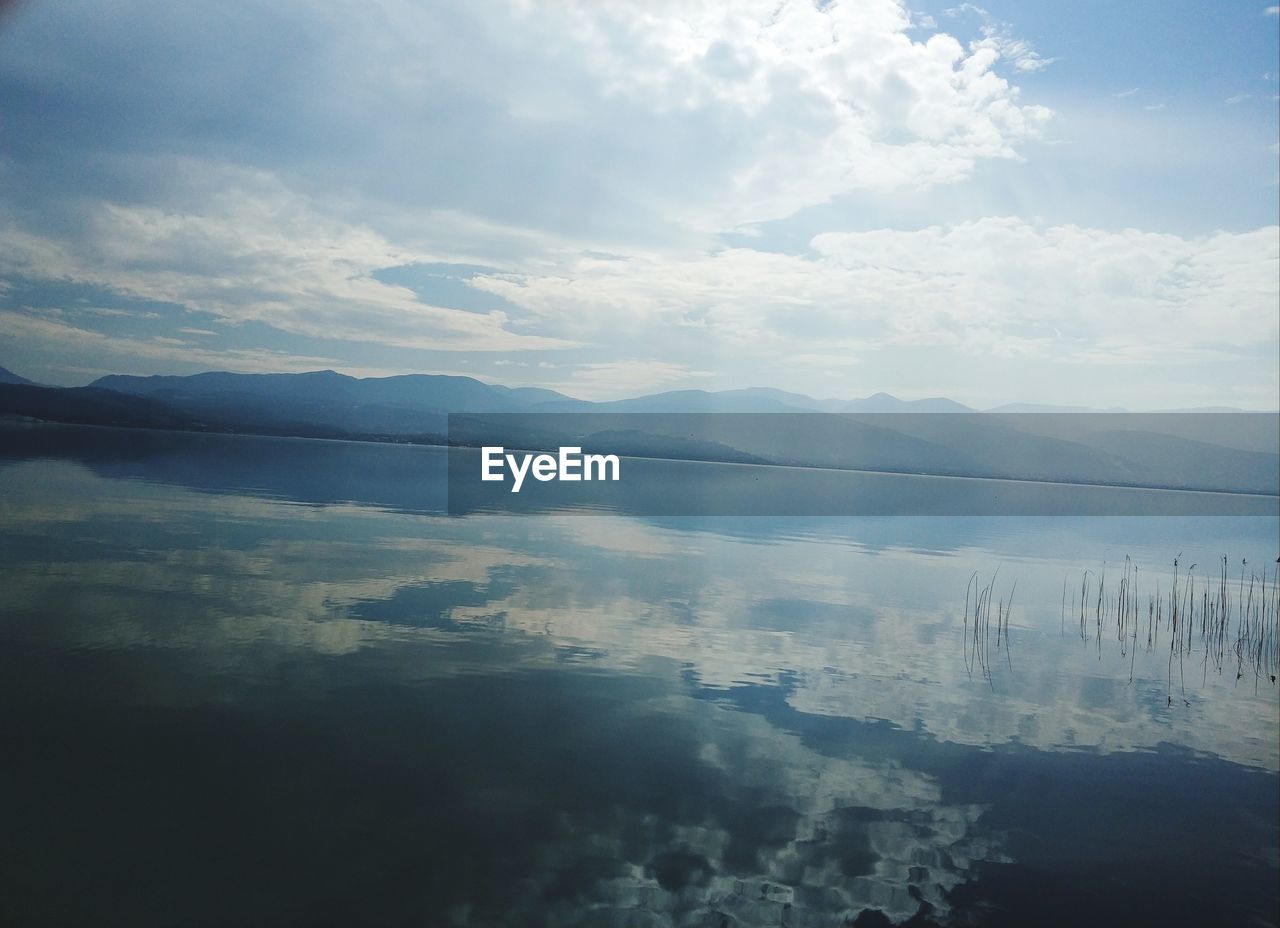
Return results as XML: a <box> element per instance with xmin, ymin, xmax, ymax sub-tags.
<box><xmin>1</xmin><ymin>426</ymin><xmax>1277</xmax><ymax>927</ymax></box>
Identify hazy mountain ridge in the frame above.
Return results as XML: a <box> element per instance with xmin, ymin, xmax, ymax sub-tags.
<box><xmin>1</xmin><ymin>365</ymin><xmax>1276</xmax><ymax>495</ymax></box>
<box><xmin>0</xmin><ymin>362</ymin><xmax>1263</xmax><ymax>414</ymax></box>
<box><xmin>0</xmin><ymin>365</ymin><xmax>36</xmax><ymax>387</ymax></box>
<box><xmin>84</xmin><ymin>370</ymin><xmax>987</xmax><ymax>423</ymax></box>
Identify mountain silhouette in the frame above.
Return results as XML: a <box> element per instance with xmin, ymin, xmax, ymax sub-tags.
<box><xmin>0</xmin><ymin>366</ymin><xmax>1275</xmax><ymax>495</ymax></box>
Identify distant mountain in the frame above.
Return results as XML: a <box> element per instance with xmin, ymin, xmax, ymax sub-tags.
<box><xmin>716</xmin><ymin>387</ymin><xmax>847</xmax><ymax>411</ymax></box>
<box><xmin>497</xmin><ymin>385</ymin><xmax>585</xmax><ymax>408</ymax></box>
<box><xmin>94</xmin><ymin>369</ymin><xmax>549</xmax><ymax>412</ymax></box>
<box><xmin>0</xmin><ymin>383</ymin><xmax>196</xmax><ymax>430</ymax></box>
<box><xmin>90</xmin><ymin>369</ymin><xmax>585</xmax><ymax>437</ymax></box>
<box><xmin>579</xmin><ymin>389</ymin><xmax>810</xmax><ymax>413</ymax></box>
<box><xmin>842</xmin><ymin>392</ymin><xmax>972</xmax><ymax>413</ymax></box>
<box><xmin>541</xmin><ymin>388</ymin><xmax>974</xmax><ymax>414</ymax></box>
<box><xmin>0</xmin><ymin>365</ymin><xmax>35</xmax><ymax>386</ymax></box>
<box><xmin>0</xmin><ymin>367</ymin><xmax>1274</xmax><ymax>496</ymax></box>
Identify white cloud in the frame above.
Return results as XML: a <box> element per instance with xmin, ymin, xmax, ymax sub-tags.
<box><xmin>470</xmin><ymin>218</ymin><xmax>1279</xmax><ymax>375</ymax></box>
<box><xmin>505</xmin><ymin>0</ymin><xmax>1053</xmax><ymax>229</ymax></box>
<box><xmin>944</xmin><ymin>4</ymin><xmax>989</xmax><ymax>17</ymax></box>
<box><xmin>973</xmin><ymin>25</ymin><xmax>1054</xmax><ymax>73</ymax></box>
<box><xmin>1265</xmin><ymin>6</ymin><xmax>1279</xmax><ymax>16</ymax></box>
<box><xmin>0</xmin><ymin>167</ymin><xmax>579</xmax><ymax>354</ymax></box>
<box><xmin>0</xmin><ymin>0</ymin><xmax>1058</xmax><ymax>376</ymax></box>
<box><xmin>0</xmin><ymin>0</ymin><xmax>1053</xmax><ymax>238</ymax></box>
<box><xmin>944</xmin><ymin>3</ymin><xmax>1054</xmax><ymax>73</ymax></box>
<box><xmin>0</xmin><ymin>0</ymin><xmax>1272</xmax><ymax>407</ymax></box>
<box><xmin>0</xmin><ymin>311</ymin><xmax>409</xmax><ymax>378</ymax></box>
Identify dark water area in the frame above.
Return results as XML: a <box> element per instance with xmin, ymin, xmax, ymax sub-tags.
<box><xmin>1</xmin><ymin>425</ymin><xmax>1277</xmax><ymax>927</ymax></box>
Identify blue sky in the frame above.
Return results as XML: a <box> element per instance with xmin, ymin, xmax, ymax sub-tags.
<box><xmin>0</xmin><ymin>0</ymin><xmax>1276</xmax><ymax>408</ymax></box>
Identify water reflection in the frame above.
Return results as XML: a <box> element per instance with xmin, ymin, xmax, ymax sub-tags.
<box><xmin>0</xmin><ymin>427</ymin><xmax>1277</xmax><ymax>926</ymax></box>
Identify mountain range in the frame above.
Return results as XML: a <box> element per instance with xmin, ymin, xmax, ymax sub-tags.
<box><xmin>1</xmin><ymin>364</ymin><xmax>1276</xmax><ymax>495</ymax></box>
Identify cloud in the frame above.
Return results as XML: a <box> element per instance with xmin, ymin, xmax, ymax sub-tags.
<box><xmin>944</xmin><ymin>3</ymin><xmax>989</xmax><ymax>17</ymax></box>
<box><xmin>0</xmin><ymin>0</ymin><xmax>1062</xmax><ymax>387</ymax></box>
<box><xmin>0</xmin><ymin>167</ymin><xmax>579</xmax><ymax>354</ymax></box>
<box><xmin>0</xmin><ymin>0</ymin><xmax>1051</xmax><ymax>239</ymax></box>
<box><xmin>1265</xmin><ymin>6</ymin><xmax>1279</xmax><ymax>16</ymax></box>
<box><xmin>469</xmin><ymin>218</ymin><xmax>1279</xmax><ymax>375</ymax></box>
<box><xmin>530</xmin><ymin>0</ymin><xmax>1052</xmax><ymax>227</ymax></box>
<box><xmin>0</xmin><ymin>0</ymin><xmax>1272</xmax><ymax>407</ymax></box>
<box><xmin>945</xmin><ymin>2</ymin><xmax>1054</xmax><ymax>73</ymax></box>
<box><xmin>0</xmin><ymin>311</ymin><xmax>410</xmax><ymax>378</ymax></box>
<box><xmin>973</xmin><ymin>25</ymin><xmax>1054</xmax><ymax>73</ymax></box>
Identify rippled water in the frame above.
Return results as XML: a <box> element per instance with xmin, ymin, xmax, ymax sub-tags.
<box><xmin>1</xmin><ymin>426</ymin><xmax>1276</xmax><ymax>927</ymax></box>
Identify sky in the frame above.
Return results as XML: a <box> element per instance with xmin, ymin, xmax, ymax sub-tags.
<box><xmin>0</xmin><ymin>0</ymin><xmax>1276</xmax><ymax>408</ymax></box>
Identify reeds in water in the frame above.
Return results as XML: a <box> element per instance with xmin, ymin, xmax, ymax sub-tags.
<box><xmin>1053</xmin><ymin>554</ymin><xmax>1280</xmax><ymax>702</ymax></box>
<box><xmin>964</xmin><ymin>569</ymin><xmax>1015</xmax><ymax>685</ymax></box>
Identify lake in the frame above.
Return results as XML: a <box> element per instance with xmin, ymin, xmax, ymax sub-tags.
<box><xmin>1</xmin><ymin>425</ymin><xmax>1277</xmax><ymax>927</ymax></box>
